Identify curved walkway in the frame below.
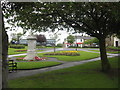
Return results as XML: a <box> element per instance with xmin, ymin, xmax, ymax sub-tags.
<box><xmin>8</xmin><ymin>55</ymin><xmax>118</xmax><ymax>80</ymax></box>
<box><xmin>8</xmin><ymin>48</ymin><xmax>119</xmax><ymax>80</ymax></box>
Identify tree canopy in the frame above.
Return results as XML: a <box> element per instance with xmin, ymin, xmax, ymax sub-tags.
<box><xmin>2</xmin><ymin>2</ymin><xmax>120</xmax><ymax>72</ymax></box>
<box><xmin>84</xmin><ymin>37</ymin><xmax>99</xmax><ymax>44</ymax></box>
<box><xmin>3</xmin><ymin>2</ymin><xmax>120</xmax><ymax>36</ymax></box>
<box><xmin>67</xmin><ymin>35</ymin><xmax>75</xmax><ymax>44</ymax></box>
<box><xmin>36</xmin><ymin>34</ymin><xmax>46</xmax><ymax>44</ymax></box>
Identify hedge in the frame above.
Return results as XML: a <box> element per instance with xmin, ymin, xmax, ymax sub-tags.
<box><xmin>9</xmin><ymin>45</ymin><xmax>25</xmax><ymax>49</ymax></box>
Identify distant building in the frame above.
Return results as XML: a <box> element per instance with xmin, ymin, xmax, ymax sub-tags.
<box><xmin>106</xmin><ymin>36</ymin><xmax>120</xmax><ymax>47</ymax></box>
<box><xmin>64</xmin><ymin>35</ymin><xmax>94</xmax><ymax>48</ymax></box>
<box><xmin>19</xmin><ymin>39</ymin><xmax>45</xmax><ymax>45</ymax></box>
<box><xmin>19</xmin><ymin>39</ymin><xmax>28</xmax><ymax>45</ymax></box>
<box><xmin>114</xmin><ymin>37</ymin><xmax>120</xmax><ymax>47</ymax></box>
<box><xmin>46</xmin><ymin>39</ymin><xmax>56</xmax><ymax>46</ymax></box>
<box><xmin>74</xmin><ymin>36</ymin><xmax>94</xmax><ymax>47</ymax></box>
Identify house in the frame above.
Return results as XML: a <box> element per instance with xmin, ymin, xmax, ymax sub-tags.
<box><xmin>19</xmin><ymin>39</ymin><xmax>44</xmax><ymax>45</ymax></box>
<box><xmin>19</xmin><ymin>39</ymin><xmax>28</xmax><ymax>45</ymax></box>
<box><xmin>113</xmin><ymin>37</ymin><xmax>120</xmax><ymax>47</ymax></box>
<box><xmin>74</xmin><ymin>36</ymin><xmax>94</xmax><ymax>47</ymax></box>
<box><xmin>64</xmin><ymin>35</ymin><xmax>94</xmax><ymax>48</ymax></box>
<box><xmin>106</xmin><ymin>36</ymin><xmax>120</xmax><ymax>47</ymax></box>
<box><xmin>46</xmin><ymin>39</ymin><xmax>56</xmax><ymax>46</ymax></box>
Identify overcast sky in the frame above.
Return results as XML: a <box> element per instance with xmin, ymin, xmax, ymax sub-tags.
<box><xmin>5</xmin><ymin>22</ymin><xmax>73</xmax><ymax>44</ymax></box>
<box><xmin>4</xmin><ymin>14</ymin><xmax>87</xmax><ymax>44</ymax></box>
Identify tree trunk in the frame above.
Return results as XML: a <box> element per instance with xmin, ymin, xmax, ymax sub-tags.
<box><xmin>99</xmin><ymin>38</ymin><xmax>111</xmax><ymax>72</ymax></box>
<box><xmin>2</xmin><ymin>12</ymin><xmax>8</xmax><ymax>88</ymax></box>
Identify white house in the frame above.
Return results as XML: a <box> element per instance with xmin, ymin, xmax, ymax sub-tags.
<box><xmin>74</xmin><ymin>35</ymin><xmax>94</xmax><ymax>47</ymax></box>
<box><xmin>64</xmin><ymin>33</ymin><xmax>94</xmax><ymax>48</ymax></box>
<box><xmin>113</xmin><ymin>37</ymin><xmax>120</xmax><ymax>47</ymax></box>
<box><xmin>106</xmin><ymin>36</ymin><xmax>120</xmax><ymax>47</ymax></box>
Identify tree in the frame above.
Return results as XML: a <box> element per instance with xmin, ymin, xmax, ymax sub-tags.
<box><xmin>2</xmin><ymin>2</ymin><xmax>120</xmax><ymax>73</ymax></box>
<box><xmin>84</xmin><ymin>37</ymin><xmax>99</xmax><ymax>45</ymax></box>
<box><xmin>44</xmin><ymin>2</ymin><xmax>119</xmax><ymax>72</ymax></box>
<box><xmin>2</xmin><ymin>2</ymin><xmax>69</xmax><ymax>34</ymax></box>
<box><xmin>36</xmin><ymin>34</ymin><xmax>46</xmax><ymax>45</ymax></box>
<box><xmin>1</xmin><ymin>5</ymin><xmax>8</xmax><ymax>88</ymax></box>
<box><xmin>11</xmin><ymin>33</ymin><xmax>23</xmax><ymax>44</ymax></box>
<box><xmin>67</xmin><ymin>35</ymin><xmax>75</xmax><ymax>44</ymax></box>
<box><xmin>16</xmin><ymin>33</ymin><xmax>23</xmax><ymax>44</ymax></box>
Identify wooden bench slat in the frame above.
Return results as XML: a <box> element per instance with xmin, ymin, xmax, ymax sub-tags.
<box><xmin>8</xmin><ymin>60</ymin><xmax>17</xmax><ymax>72</ymax></box>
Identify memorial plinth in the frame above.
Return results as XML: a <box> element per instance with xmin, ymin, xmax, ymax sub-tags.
<box><xmin>24</xmin><ymin>35</ymin><xmax>37</xmax><ymax>60</ymax></box>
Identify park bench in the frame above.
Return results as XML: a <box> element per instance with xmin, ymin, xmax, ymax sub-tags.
<box><xmin>8</xmin><ymin>60</ymin><xmax>17</xmax><ymax>72</ymax></box>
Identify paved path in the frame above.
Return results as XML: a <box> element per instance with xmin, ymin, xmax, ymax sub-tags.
<box><xmin>8</xmin><ymin>55</ymin><xmax>118</xmax><ymax>80</ymax></box>
<box><xmin>8</xmin><ymin>48</ymin><xmax>119</xmax><ymax>80</ymax></box>
<box><xmin>8</xmin><ymin>48</ymin><xmax>64</xmax><ymax>58</ymax></box>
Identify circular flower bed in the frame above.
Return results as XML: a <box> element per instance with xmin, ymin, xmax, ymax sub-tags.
<box><xmin>16</xmin><ymin>56</ymin><xmax>47</xmax><ymax>61</ymax></box>
<box><xmin>44</xmin><ymin>51</ymin><xmax>80</xmax><ymax>56</ymax></box>
<box><xmin>15</xmin><ymin>50</ymin><xmax>27</xmax><ymax>52</ymax></box>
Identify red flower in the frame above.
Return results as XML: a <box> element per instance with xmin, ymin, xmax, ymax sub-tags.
<box><xmin>17</xmin><ymin>57</ymin><xmax>24</xmax><ymax>60</ymax></box>
<box><xmin>34</xmin><ymin>56</ymin><xmax>43</xmax><ymax>60</ymax></box>
<box><xmin>16</xmin><ymin>56</ymin><xmax>46</xmax><ymax>61</ymax></box>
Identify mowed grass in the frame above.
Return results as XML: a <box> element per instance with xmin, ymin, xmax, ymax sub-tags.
<box><xmin>8</xmin><ymin>48</ymin><xmax>27</xmax><ymax>55</ymax></box>
<box><xmin>15</xmin><ymin>61</ymin><xmax>62</xmax><ymax>70</ymax></box>
<box><xmin>8</xmin><ymin>56</ymin><xmax>119</xmax><ymax>88</ymax></box>
<box><xmin>90</xmin><ymin>50</ymin><xmax>119</xmax><ymax>54</ymax></box>
<box><xmin>14</xmin><ymin>51</ymin><xmax>100</xmax><ymax>62</ymax></box>
<box><xmin>38</xmin><ymin>51</ymin><xmax>100</xmax><ymax>62</ymax></box>
<box><xmin>8</xmin><ymin>47</ymin><xmax>43</xmax><ymax>55</ymax></box>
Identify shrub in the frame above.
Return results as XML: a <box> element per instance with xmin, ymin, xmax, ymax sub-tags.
<box><xmin>106</xmin><ymin>46</ymin><xmax>120</xmax><ymax>51</ymax></box>
<box><xmin>68</xmin><ymin>46</ymin><xmax>76</xmax><ymax>48</ymax></box>
<box><xmin>56</xmin><ymin>44</ymin><xmax>63</xmax><ymax>47</ymax></box>
<box><xmin>9</xmin><ymin>45</ymin><xmax>25</xmax><ymax>49</ymax></box>
<box><xmin>82</xmin><ymin>46</ymin><xmax>99</xmax><ymax>48</ymax></box>
<box><xmin>107</xmin><ymin>46</ymin><xmax>120</xmax><ymax>49</ymax></box>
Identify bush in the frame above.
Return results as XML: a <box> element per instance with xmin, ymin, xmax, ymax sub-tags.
<box><xmin>106</xmin><ymin>46</ymin><xmax>120</xmax><ymax>51</ymax></box>
<box><xmin>107</xmin><ymin>46</ymin><xmax>120</xmax><ymax>49</ymax></box>
<box><xmin>56</xmin><ymin>44</ymin><xmax>63</xmax><ymax>47</ymax></box>
<box><xmin>82</xmin><ymin>46</ymin><xmax>99</xmax><ymax>48</ymax></box>
<box><xmin>9</xmin><ymin>45</ymin><xmax>25</xmax><ymax>49</ymax></box>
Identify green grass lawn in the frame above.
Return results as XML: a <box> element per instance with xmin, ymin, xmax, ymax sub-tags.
<box><xmin>8</xmin><ymin>47</ymin><xmax>43</xmax><ymax>55</ymax></box>
<box><xmin>14</xmin><ymin>51</ymin><xmax>100</xmax><ymax>62</ymax></box>
<box><xmin>8</xmin><ymin>48</ymin><xmax>27</xmax><ymax>55</ymax></box>
<box><xmin>38</xmin><ymin>51</ymin><xmax>100</xmax><ymax>62</ymax></box>
<box><xmin>14</xmin><ymin>61</ymin><xmax>62</xmax><ymax>70</ymax></box>
<box><xmin>90</xmin><ymin>50</ymin><xmax>119</xmax><ymax>54</ymax></box>
<box><xmin>8</xmin><ymin>56</ymin><xmax>119</xmax><ymax>88</ymax></box>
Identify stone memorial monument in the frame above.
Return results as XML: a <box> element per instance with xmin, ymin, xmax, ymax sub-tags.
<box><xmin>24</xmin><ymin>34</ymin><xmax>37</xmax><ymax>60</ymax></box>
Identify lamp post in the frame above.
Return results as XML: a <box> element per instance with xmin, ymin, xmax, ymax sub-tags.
<box><xmin>76</xmin><ymin>30</ymin><xmax>79</xmax><ymax>51</ymax></box>
<box><xmin>53</xmin><ymin>39</ymin><xmax>56</xmax><ymax>52</ymax></box>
